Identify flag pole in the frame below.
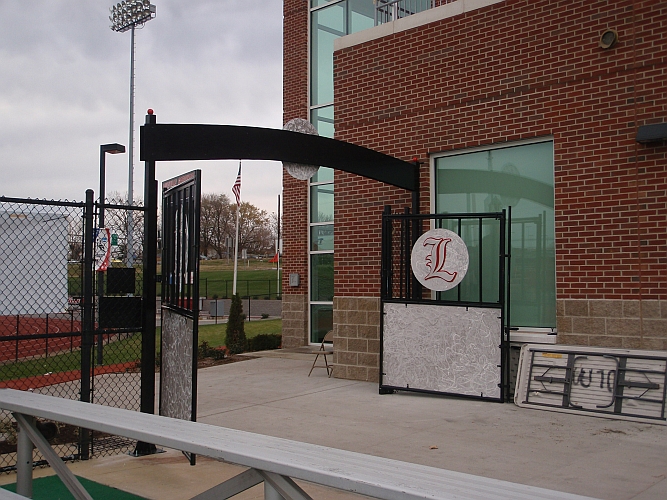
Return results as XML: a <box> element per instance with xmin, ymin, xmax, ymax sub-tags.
<box><xmin>232</xmin><ymin>161</ymin><xmax>241</xmax><ymax>296</ymax></box>
<box><xmin>277</xmin><ymin>194</ymin><xmax>280</xmax><ymax>297</ymax></box>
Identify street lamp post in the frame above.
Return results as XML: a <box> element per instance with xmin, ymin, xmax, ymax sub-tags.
<box><xmin>109</xmin><ymin>0</ymin><xmax>156</xmax><ymax>266</ymax></box>
<box><xmin>98</xmin><ymin>143</ymin><xmax>126</xmax><ymax>365</ymax></box>
<box><xmin>99</xmin><ymin>143</ymin><xmax>126</xmax><ymax>230</ymax></box>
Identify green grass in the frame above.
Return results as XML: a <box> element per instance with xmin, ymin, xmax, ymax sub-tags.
<box><xmin>0</xmin><ymin>335</ymin><xmax>142</xmax><ymax>382</ymax></box>
<box><xmin>1</xmin><ymin>319</ymin><xmax>282</xmax><ymax>382</ymax></box>
<box><xmin>69</xmin><ymin>260</ymin><xmax>282</xmax><ymax>299</ymax></box>
<box><xmin>197</xmin><ymin>319</ymin><xmax>282</xmax><ymax>349</ymax></box>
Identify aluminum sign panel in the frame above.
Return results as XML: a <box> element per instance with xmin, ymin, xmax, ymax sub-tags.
<box><xmin>515</xmin><ymin>344</ymin><xmax>667</xmax><ymax>423</ymax></box>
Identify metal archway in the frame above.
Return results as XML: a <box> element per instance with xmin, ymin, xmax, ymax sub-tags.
<box><xmin>137</xmin><ymin>113</ymin><xmax>419</xmax><ymax>421</ymax></box>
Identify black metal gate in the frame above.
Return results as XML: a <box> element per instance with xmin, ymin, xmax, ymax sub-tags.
<box><xmin>380</xmin><ymin>209</ymin><xmax>511</xmax><ymax>401</ymax></box>
<box><xmin>0</xmin><ymin>192</ymin><xmax>145</xmax><ymax>472</ymax></box>
<box><xmin>158</xmin><ymin>170</ymin><xmax>201</xmax><ymax>465</ymax></box>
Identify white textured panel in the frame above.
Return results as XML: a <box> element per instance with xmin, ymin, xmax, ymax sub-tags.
<box><xmin>160</xmin><ymin>308</ymin><xmax>194</xmax><ymax>421</ymax></box>
<box><xmin>0</xmin><ymin>212</ymin><xmax>68</xmax><ymax>315</ymax></box>
<box><xmin>515</xmin><ymin>344</ymin><xmax>667</xmax><ymax>423</ymax></box>
<box><xmin>382</xmin><ymin>303</ymin><xmax>502</xmax><ymax>398</ymax></box>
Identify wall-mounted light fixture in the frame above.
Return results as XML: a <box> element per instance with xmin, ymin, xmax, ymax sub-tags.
<box><xmin>599</xmin><ymin>29</ymin><xmax>619</xmax><ymax>49</ymax></box>
<box><xmin>636</xmin><ymin>123</ymin><xmax>667</xmax><ymax>144</ymax></box>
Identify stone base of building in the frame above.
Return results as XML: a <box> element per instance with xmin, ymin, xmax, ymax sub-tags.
<box><xmin>332</xmin><ymin>296</ymin><xmax>381</xmax><ymax>383</ymax></box>
<box><xmin>281</xmin><ymin>294</ymin><xmax>308</xmax><ymax>348</ymax></box>
<box><xmin>557</xmin><ymin>299</ymin><xmax>667</xmax><ymax>350</ymax></box>
<box><xmin>282</xmin><ymin>297</ymin><xmax>667</xmax><ymax>383</ymax></box>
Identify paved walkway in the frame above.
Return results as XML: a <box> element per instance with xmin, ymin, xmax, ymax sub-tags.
<box><xmin>2</xmin><ymin>353</ymin><xmax>666</xmax><ymax>499</ymax></box>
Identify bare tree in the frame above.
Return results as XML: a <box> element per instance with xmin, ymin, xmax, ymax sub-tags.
<box><xmin>238</xmin><ymin>202</ymin><xmax>273</xmax><ymax>256</ymax></box>
<box><xmin>200</xmin><ymin>193</ymin><xmax>234</xmax><ymax>258</ymax></box>
<box><xmin>199</xmin><ymin>194</ymin><xmax>276</xmax><ymax>259</ymax></box>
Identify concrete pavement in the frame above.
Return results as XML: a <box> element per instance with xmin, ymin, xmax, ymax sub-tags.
<box><xmin>2</xmin><ymin>352</ymin><xmax>666</xmax><ymax>499</ymax></box>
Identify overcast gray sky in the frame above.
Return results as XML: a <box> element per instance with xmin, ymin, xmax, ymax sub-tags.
<box><xmin>0</xmin><ymin>0</ymin><xmax>283</xmax><ymax>214</ymax></box>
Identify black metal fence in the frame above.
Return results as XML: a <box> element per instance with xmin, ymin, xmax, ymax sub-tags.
<box><xmin>0</xmin><ymin>195</ymin><xmax>145</xmax><ymax>472</ymax></box>
<box><xmin>199</xmin><ymin>278</ymin><xmax>282</xmax><ymax>300</ymax></box>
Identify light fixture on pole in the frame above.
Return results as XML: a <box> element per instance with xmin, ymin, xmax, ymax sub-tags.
<box><xmin>109</xmin><ymin>0</ymin><xmax>156</xmax><ymax>266</ymax></box>
<box><xmin>98</xmin><ymin>143</ymin><xmax>125</xmax><ymax>366</ymax></box>
<box><xmin>99</xmin><ymin>143</ymin><xmax>127</xmax><ymax>231</ymax></box>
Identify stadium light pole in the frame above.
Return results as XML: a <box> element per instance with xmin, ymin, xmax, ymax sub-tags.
<box><xmin>109</xmin><ymin>0</ymin><xmax>156</xmax><ymax>266</ymax></box>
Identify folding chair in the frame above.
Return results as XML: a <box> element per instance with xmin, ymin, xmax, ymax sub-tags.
<box><xmin>308</xmin><ymin>330</ymin><xmax>334</xmax><ymax>377</ymax></box>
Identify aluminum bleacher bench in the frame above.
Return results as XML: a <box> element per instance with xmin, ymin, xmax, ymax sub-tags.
<box><xmin>0</xmin><ymin>389</ymin><xmax>598</xmax><ymax>500</ymax></box>
<box><xmin>0</xmin><ymin>489</ymin><xmax>28</xmax><ymax>500</ymax></box>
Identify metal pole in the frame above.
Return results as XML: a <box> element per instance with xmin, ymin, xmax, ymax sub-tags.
<box><xmin>81</xmin><ymin>189</ymin><xmax>95</xmax><ymax>460</ymax></box>
<box><xmin>264</xmin><ymin>482</ymin><xmax>284</xmax><ymax>500</ymax></box>
<box><xmin>411</xmin><ymin>160</ymin><xmax>421</xmax><ymax>300</ymax></box>
<box><xmin>134</xmin><ymin>111</ymin><xmax>158</xmax><ymax>456</ymax></box>
<box><xmin>127</xmin><ymin>24</ymin><xmax>135</xmax><ymax>267</ymax></box>
<box><xmin>97</xmin><ymin>148</ymin><xmax>106</xmax><ymax>366</ymax></box>
<box><xmin>16</xmin><ymin>414</ymin><xmax>34</xmax><ymax>498</ymax></box>
<box><xmin>277</xmin><ymin>194</ymin><xmax>280</xmax><ymax>298</ymax></box>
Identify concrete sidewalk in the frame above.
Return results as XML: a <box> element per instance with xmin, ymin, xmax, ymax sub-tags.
<box><xmin>2</xmin><ymin>354</ymin><xmax>666</xmax><ymax>499</ymax></box>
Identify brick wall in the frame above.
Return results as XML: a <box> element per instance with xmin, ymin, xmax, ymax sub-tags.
<box><xmin>282</xmin><ymin>0</ymin><xmax>667</xmax><ymax>379</ymax></box>
<box><xmin>282</xmin><ymin>0</ymin><xmax>310</xmax><ymax>347</ymax></box>
<box><xmin>331</xmin><ymin>0</ymin><xmax>667</xmax><ymax>356</ymax></box>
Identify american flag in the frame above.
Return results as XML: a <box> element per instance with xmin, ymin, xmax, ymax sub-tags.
<box><xmin>232</xmin><ymin>162</ymin><xmax>241</xmax><ymax>206</ymax></box>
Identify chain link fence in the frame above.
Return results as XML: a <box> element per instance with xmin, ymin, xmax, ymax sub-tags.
<box><xmin>0</xmin><ymin>195</ymin><xmax>145</xmax><ymax>472</ymax></box>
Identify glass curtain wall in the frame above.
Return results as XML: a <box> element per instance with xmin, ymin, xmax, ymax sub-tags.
<box><xmin>434</xmin><ymin>140</ymin><xmax>556</xmax><ymax>329</ymax></box>
<box><xmin>309</xmin><ymin>1</ymin><xmax>374</xmax><ymax>342</ymax></box>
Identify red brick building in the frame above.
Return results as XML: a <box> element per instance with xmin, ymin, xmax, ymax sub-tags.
<box><xmin>282</xmin><ymin>0</ymin><xmax>667</xmax><ymax>382</ymax></box>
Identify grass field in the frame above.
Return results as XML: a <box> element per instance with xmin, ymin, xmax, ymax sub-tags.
<box><xmin>0</xmin><ymin>319</ymin><xmax>282</xmax><ymax>382</ymax></box>
<box><xmin>67</xmin><ymin>259</ymin><xmax>282</xmax><ymax>299</ymax></box>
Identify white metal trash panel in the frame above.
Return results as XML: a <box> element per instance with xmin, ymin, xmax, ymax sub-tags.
<box><xmin>382</xmin><ymin>303</ymin><xmax>502</xmax><ymax>399</ymax></box>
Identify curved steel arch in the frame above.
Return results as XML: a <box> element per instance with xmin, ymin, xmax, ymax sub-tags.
<box><xmin>138</xmin><ymin>116</ymin><xmax>420</xmax><ymax>420</ymax></box>
<box><xmin>140</xmin><ymin>122</ymin><xmax>418</xmax><ymax>191</ymax></box>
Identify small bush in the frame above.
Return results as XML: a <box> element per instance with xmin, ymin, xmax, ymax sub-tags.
<box><xmin>247</xmin><ymin>334</ymin><xmax>282</xmax><ymax>352</ymax></box>
<box><xmin>226</xmin><ymin>294</ymin><xmax>247</xmax><ymax>355</ymax></box>
<box><xmin>261</xmin><ymin>313</ymin><xmax>269</xmax><ymax>319</ymax></box>
<box><xmin>198</xmin><ymin>341</ymin><xmax>227</xmax><ymax>360</ymax></box>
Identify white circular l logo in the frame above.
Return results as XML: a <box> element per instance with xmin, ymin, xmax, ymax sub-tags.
<box><xmin>411</xmin><ymin>228</ymin><xmax>469</xmax><ymax>291</ymax></box>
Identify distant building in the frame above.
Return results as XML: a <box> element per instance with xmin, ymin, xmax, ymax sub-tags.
<box><xmin>282</xmin><ymin>0</ymin><xmax>667</xmax><ymax>381</ymax></box>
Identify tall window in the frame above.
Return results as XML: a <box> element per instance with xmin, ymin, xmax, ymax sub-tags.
<box><xmin>434</xmin><ymin>139</ymin><xmax>556</xmax><ymax>329</ymax></box>
<box><xmin>308</xmin><ymin>1</ymin><xmax>374</xmax><ymax>342</ymax></box>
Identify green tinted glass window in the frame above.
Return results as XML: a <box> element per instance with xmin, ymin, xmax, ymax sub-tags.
<box><xmin>310</xmin><ymin>184</ymin><xmax>334</xmax><ymax>223</ymax></box>
<box><xmin>435</xmin><ymin>141</ymin><xmax>556</xmax><ymax>328</ymax></box>
<box><xmin>310</xmin><ymin>105</ymin><xmax>334</xmax><ymax>138</ymax></box>
<box><xmin>311</xmin><ymin>253</ymin><xmax>334</xmax><ymax>301</ymax></box>
<box><xmin>311</xmin><ymin>224</ymin><xmax>334</xmax><ymax>251</ymax></box>
<box><xmin>311</xmin><ymin>4</ymin><xmax>345</xmax><ymax>106</ymax></box>
<box><xmin>349</xmin><ymin>0</ymin><xmax>375</xmax><ymax>32</ymax></box>
<box><xmin>311</xmin><ymin>167</ymin><xmax>334</xmax><ymax>183</ymax></box>
<box><xmin>310</xmin><ymin>304</ymin><xmax>333</xmax><ymax>343</ymax></box>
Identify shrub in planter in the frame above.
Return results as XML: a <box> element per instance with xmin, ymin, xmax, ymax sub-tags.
<box><xmin>198</xmin><ymin>341</ymin><xmax>228</xmax><ymax>360</ymax></box>
<box><xmin>247</xmin><ymin>333</ymin><xmax>282</xmax><ymax>352</ymax></box>
<box><xmin>226</xmin><ymin>294</ymin><xmax>247</xmax><ymax>354</ymax></box>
